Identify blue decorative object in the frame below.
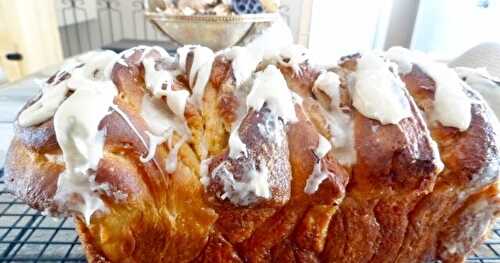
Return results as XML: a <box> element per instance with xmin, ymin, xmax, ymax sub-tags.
<box><xmin>232</xmin><ymin>0</ymin><xmax>264</xmax><ymax>14</ymax></box>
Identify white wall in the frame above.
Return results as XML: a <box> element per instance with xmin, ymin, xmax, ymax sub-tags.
<box><xmin>384</xmin><ymin>0</ymin><xmax>419</xmax><ymax>49</ymax></box>
<box><xmin>411</xmin><ymin>0</ymin><xmax>500</xmax><ymax>60</ymax></box>
<box><xmin>280</xmin><ymin>0</ymin><xmax>307</xmax><ymax>43</ymax></box>
<box><xmin>308</xmin><ymin>0</ymin><xmax>393</xmax><ymax>63</ymax></box>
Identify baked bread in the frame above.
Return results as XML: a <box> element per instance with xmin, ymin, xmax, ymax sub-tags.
<box><xmin>4</xmin><ymin>44</ymin><xmax>499</xmax><ymax>263</ymax></box>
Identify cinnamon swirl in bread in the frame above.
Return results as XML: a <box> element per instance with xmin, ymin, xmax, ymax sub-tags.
<box><xmin>4</xmin><ymin>44</ymin><xmax>499</xmax><ymax>262</ymax></box>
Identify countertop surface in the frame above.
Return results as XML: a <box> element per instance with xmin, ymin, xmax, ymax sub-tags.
<box><xmin>0</xmin><ymin>77</ymin><xmax>46</xmax><ymax>169</ymax></box>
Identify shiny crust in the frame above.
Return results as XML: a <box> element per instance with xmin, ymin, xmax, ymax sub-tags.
<box><xmin>395</xmin><ymin>65</ymin><xmax>500</xmax><ymax>262</ymax></box>
<box><xmin>4</xmin><ymin>49</ymin><xmax>499</xmax><ymax>262</ymax></box>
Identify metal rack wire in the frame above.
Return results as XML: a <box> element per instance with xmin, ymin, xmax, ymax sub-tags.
<box><xmin>0</xmin><ymin>170</ymin><xmax>85</xmax><ymax>262</ymax></box>
<box><xmin>467</xmin><ymin>221</ymin><xmax>500</xmax><ymax>263</ymax></box>
<box><xmin>0</xmin><ymin>169</ymin><xmax>499</xmax><ymax>262</ymax></box>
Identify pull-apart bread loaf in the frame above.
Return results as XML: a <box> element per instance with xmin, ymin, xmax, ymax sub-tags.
<box><xmin>4</xmin><ymin>45</ymin><xmax>500</xmax><ymax>262</ymax></box>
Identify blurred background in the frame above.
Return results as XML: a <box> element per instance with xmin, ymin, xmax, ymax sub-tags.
<box><xmin>0</xmin><ymin>0</ymin><xmax>499</xmax><ymax>84</ymax></box>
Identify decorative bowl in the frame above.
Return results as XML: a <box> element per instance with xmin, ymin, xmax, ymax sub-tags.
<box><xmin>144</xmin><ymin>1</ymin><xmax>279</xmax><ymax>50</ymax></box>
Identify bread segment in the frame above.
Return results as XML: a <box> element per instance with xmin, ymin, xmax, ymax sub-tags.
<box><xmin>4</xmin><ymin>45</ymin><xmax>499</xmax><ymax>263</ymax></box>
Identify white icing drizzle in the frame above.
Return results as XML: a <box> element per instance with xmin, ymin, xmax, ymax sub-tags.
<box><xmin>18</xmin><ymin>51</ymin><xmax>121</xmax><ymax>223</ymax></box>
<box><xmin>166</xmin><ymin>89</ymin><xmax>190</xmax><ymax>118</ymax></box>
<box><xmin>385</xmin><ymin>46</ymin><xmax>415</xmax><ymax>74</ymax></box>
<box><xmin>44</xmin><ymin>154</ymin><xmax>65</xmax><ymax>165</ymax></box>
<box><xmin>107</xmin><ymin>46</ymin><xmax>165</xmax><ymax>78</ymax></box>
<box><xmin>54</xmin><ymin>59</ymin><xmax>82</xmax><ymax>80</ymax></box>
<box><xmin>18</xmin><ymin>51</ymin><xmax>117</xmax><ymax>127</ymax></box>
<box><xmin>314</xmin><ymin>71</ymin><xmax>341</xmax><ymax>106</ymax></box>
<box><xmin>304</xmin><ymin>135</ymin><xmax>332</xmax><ymax>194</ymax></box>
<box><xmin>199</xmin><ymin>157</ymin><xmax>212</xmax><ymax>187</ymax></box>
<box><xmin>206</xmin><ymin>65</ymin><xmax>299</xmax><ymax>205</ymax></box>
<box><xmin>110</xmin><ymin>104</ymin><xmax>148</xmax><ymax>148</ymax></box>
<box><xmin>53</xmin><ymin>80</ymin><xmax>117</xmax><ymax>224</ymax></box>
<box><xmin>115</xmin><ymin>46</ymin><xmax>191</xmax><ymax>169</ymax></box>
<box><xmin>208</xmin><ymin>65</ymin><xmax>298</xmax><ymax>205</ymax></box>
<box><xmin>304</xmin><ymin>163</ymin><xmax>328</xmax><ymax>195</ymax></box>
<box><xmin>353</xmin><ymin>52</ymin><xmax>412</xmax><ymax>125</ymax></box>
<box><xmin>244</xmin><ymin>17</ymin><xmax>294</xmax><ymax>60</ymax></box>
<box><xmin>136</xmin><ymin>45</ymin><xmax>170</xmax><ymax>63</ymax></box>
<box><xmin>385</xmin><ymin>47</ymin><xmax>472</xmax><ymax>131</ymax></box>
<box><xmin>212</xmin><ymin>160</ymin><xmax>271</xmax><ymax>206</ymax></box>
<box><xmin>226</xmin><ymin>65</ymin><xmax>297</xmax><ymax>160</ymax></box>
<box><xmin>404</xmin><ymin>91</ymin><xmax>445</xmax><ymax>174</ymax></box>
<box><xmin>80</xmin><ymin>50</ymin><xmax>118</xmax><ymax>80</ymax></box>
<box><xmin>315</xmin><ymin>134</ymin><xmax>332</xmax><ymax>158</ymax></box>
<box><xmin>140</xmin><ymin>95</ymin><xmax>188</xmax><ymax>137</ymax></box>
<box><xmin>177</xmin><ymin>46</ymin><xmax>191</xmax><ymax>72</ymax></box>
<box><xmin>222</xmin><ymin>46</ymin><xmax>262</xmax><ymax>87</ymax></box>
<box><xmin>313</xmin><ymin>71</ymin><xmax>356</xmax><ymax>166</ymax></box>
<box><xmin>327</xmin><ymin>110</ymin><xmax>356</xmax><ymax>166</ymax></box>
<box><xmin>223</xmin><ymin>64</ymin><xmax>297</xmax><ymax>162</ymax></box>
<box><xmin>117</xmin><ymin>58</ymin><xmax>128</xmax><ymax>67</ymax></box>
<box><xmin>199</xmin><ymin>136</ymin><xmax>209</xmax><ymax>160</ymax></box>
<box><xmin>165</xmin><ymin>135</ymin><xmax>187</xmax><ymax>173</ymax></box>
<box><xmin>277</xmin><ymin>45</ymin><xmax>309</xmax><ymax>75</ymax></box>
<box><xmin>178</xmin><ymin>45</ymin><xmax>215</xmax><ymax>106</ymax></box>
<box><xmin>18</xmin><ymin>81</ymin><xmax>69</xmax><ymax>127</ymax></box>
<box><xmin>422</xmin><ymin>63</ymin><xmax>472</xmax><ymax>131</ymax></box>
<box><xmin>140</xmin><ymin>131</ymin><xmax>170</xmax><ymax>163</ymax></box>
<box><xmin>142</xmin><ymin>48</ymin><xmax>189</xmax><ymax>120</ymax></box>
<box><xmin>112</xmin><ymin>103</ymin><xmax>185</xmax><ymax>176</ymax></box>
<box><xmin>228</xmin><ymin>119</ymin><xmax>248</xmax><ymax>159</ymax></box>
<box><xmin>112</xmin><ymin>190</ymin><xmax>129</xmax><ymax>202</ymax></box>
<box><xmin>246</xmin><ymin>65</ymin><xmax>297</xmax><ymax>123</ymax></box>
<box><xmin>140</xmin><ymin>95</ymin><xmax>189</xmax><ymax>168</ymax></box>
<box><xmin>257</xmin><ymin>112</ymin><xmax>285</xmax><ymax>142</ymax></box>
<box><xmin>455</xmin><ymin>67</ymin><xmax>500</xmax><ymax>118</ymax></box>
<box><xmin>142</xmin><ymin>57</ymin><xmax>174</xmax><ymax>97</ymax></box>
<box><xmin>149</xmin><ymin>46</ymin><xmax>172</xmax><ymax>61</ymax></box>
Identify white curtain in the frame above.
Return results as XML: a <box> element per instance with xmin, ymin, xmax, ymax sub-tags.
<box><xmin>411</xmin><ymin>0</ymin><xmax>500</xmax><ymax>60</ymax></box>
<box><xmin>308</xmin><ymin>0</ymin><xmax>393</xmax><ymax>64</ymax></box>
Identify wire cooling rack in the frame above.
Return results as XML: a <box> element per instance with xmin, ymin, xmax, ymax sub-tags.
<box><xmin>0</xmin><ymin>170</ymin><xmax>85</xmax><ymax>262</ymax></box>
<box><xmin>0</xmin><ymin>170</ymin><xmax>499</xmax><ymax>262</ymax></box>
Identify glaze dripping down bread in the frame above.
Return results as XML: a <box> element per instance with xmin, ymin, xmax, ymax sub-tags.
<box><xmin>4</xmin><ymin>44</ymin><xmax>499</xmax><ymax>263</ymax></box>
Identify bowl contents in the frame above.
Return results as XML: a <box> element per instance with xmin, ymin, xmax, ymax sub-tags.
<box><xmin>157</xmin><ymin>0</ymin><xmax>280</xmax><ymax>15</ymax></box>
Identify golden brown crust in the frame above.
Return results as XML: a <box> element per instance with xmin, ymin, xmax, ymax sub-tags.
<box><xmin>393</xmin><ymin>64</ymin><xmax>500</xmax><ymax>263</ymax></box>
<box><xmin>4</xmin><ymin>48</ymin><xmax>499</xmax><ymax>263</ymax></box>
<box><xmin>313</xmin><ymin>58</ymin><xmax>440</xmax><ymax>263</ymax></box>
<box><xmin>4</xmin><ymin>137</ymin><xmax>62</xmax><ymax>211</ymax></box>
<box><xmin>206</xmin><ymin>107</ymin><xmax>292</xmax><ymax>206</ymax></box>
<box><xmin>75</xmin><ymin>217</ymin><xmax>110</xmax><ymax>263</ymax></box>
